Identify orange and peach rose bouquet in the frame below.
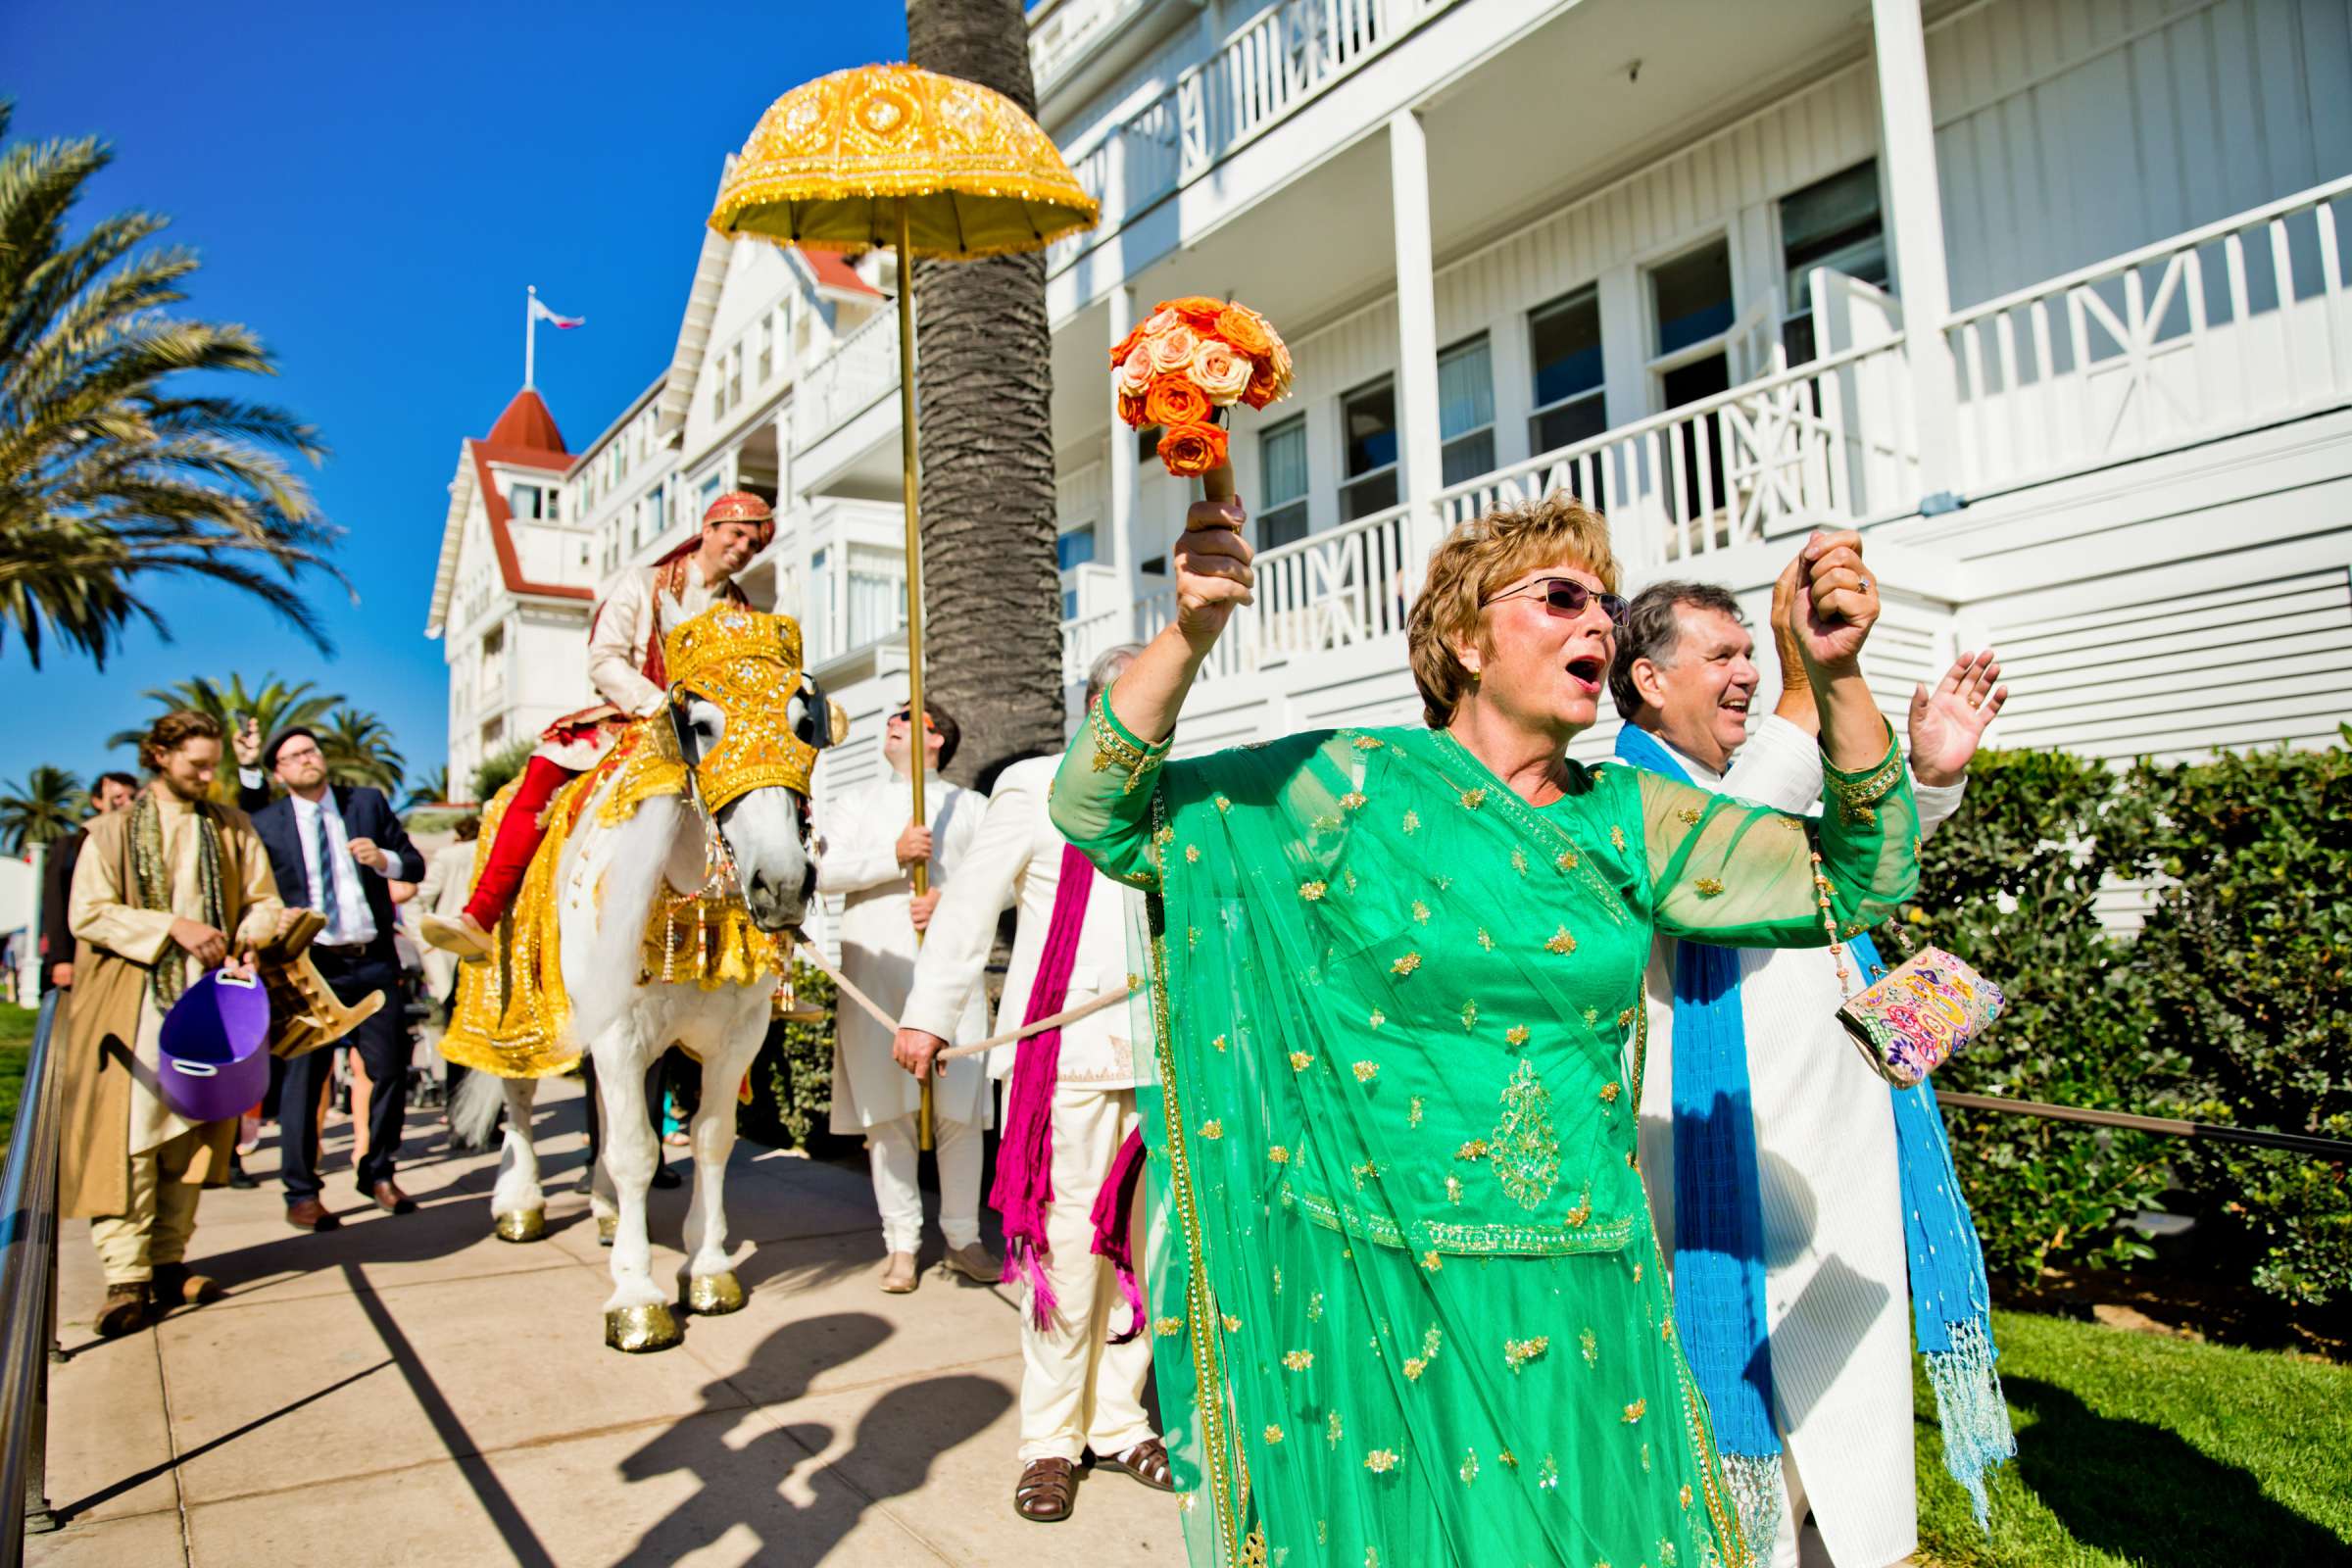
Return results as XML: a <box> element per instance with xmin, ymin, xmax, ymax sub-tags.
<box><xmin>1110</xmin><ymin>296</ymin><xmax>1294</xmax><ymax>485</ymax></box>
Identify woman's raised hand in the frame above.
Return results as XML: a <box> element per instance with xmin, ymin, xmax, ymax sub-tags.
<box><xmin>1793</xmin><ymin>528</ymin><xmax>1881</xmax><ymax>676</ymax></box>
<box><xmin>1173</xmin><ymin>498</ymin><xmax>1255</xmax><ymax>653</ymax></box>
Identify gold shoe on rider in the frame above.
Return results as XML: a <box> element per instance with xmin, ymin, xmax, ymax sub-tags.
<box><xmin>420</xmin><ymin>911</ymin><xmax>495</xmax><ymax>961</ymax></box>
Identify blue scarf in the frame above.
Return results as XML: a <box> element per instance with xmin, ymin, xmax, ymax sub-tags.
<box><xmin>1614</xmin><ymin>725</ymin><xmax>2013</xmax><ymax>1546</ymax></box>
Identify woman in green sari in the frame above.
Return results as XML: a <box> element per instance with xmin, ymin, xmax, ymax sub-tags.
<box><xmin>1046</xmin><ymin>493</ymin><xmax>1916</xmax><ymax>1568</ymax></box>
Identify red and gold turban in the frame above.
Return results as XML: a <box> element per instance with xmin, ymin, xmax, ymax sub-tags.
<box><xmin>702</xmin><ymin>489</ymin><xmax>777</xmax><ymax>551</ymax></box>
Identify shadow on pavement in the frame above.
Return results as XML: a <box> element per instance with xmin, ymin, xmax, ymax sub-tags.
<box><xmin>610</xmin><ymin>1311</ymin><xmax>1012</xmax><ymax>1564</ymax></box>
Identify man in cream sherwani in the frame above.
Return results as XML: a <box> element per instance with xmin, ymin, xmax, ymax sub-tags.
<box><xmin>1615</xmin><ymin>561</ymin><xmax>2004</xmax><ymax>1568</ymax></box>
<box><xmin>893</xmin><ymin>647</ymin><xmax>1167</xmax><ymax>1524</ymax></box>
<box><xmin>817</xmin><ymin>700</ymin><xmax>991</xmax><ymax>1294</ymax></box>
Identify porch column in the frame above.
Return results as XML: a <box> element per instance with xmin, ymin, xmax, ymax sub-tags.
<box><xmin>1870</xmin><ymin>0</ymin><xmax>1959</xmax><ymax>499</ymax></box>
<box><xmin>1389</xmin><ymin>107</ymin><xmax>1445</xmax><ymax>560</ymax></box>
<box><xmin>1107</xmin><ymin>283</ymin><xmax>1144</xmax><ymax>628</ymax></box>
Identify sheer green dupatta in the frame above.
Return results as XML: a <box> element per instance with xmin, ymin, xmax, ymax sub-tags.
<box><xmin>1055</xmin><ymin>717</ymin><xmax>1732</xmax><ymax>1568</ymax></box>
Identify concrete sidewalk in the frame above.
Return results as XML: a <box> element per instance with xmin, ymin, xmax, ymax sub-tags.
<box><xmin>29</xmin><ymin>1077</ymin><xmax>1190</xmax><ymax>1567</ymax></box>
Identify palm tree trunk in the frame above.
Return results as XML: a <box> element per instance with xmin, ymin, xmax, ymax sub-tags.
<box><xmin>906</xmin><ymin>0</ymin><xmax>1064</xmax><ymax>787</ymax></box>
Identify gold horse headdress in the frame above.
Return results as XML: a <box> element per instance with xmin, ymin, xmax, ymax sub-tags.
<box><xmin>662</xmin><ymin>604</ymin><xmax>820</xmax><ymax>809</ymax></box>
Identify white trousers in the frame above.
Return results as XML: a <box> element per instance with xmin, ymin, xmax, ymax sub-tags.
<box><xmin>867</xmin><ymin>1111</ymin><xmax>982</xmax><ymax>1254</ymax></box>
<box><xmin>1019</xmin><ymin>1085</ymin><xmax>1154</xmax><ymax>1466</ymax></box>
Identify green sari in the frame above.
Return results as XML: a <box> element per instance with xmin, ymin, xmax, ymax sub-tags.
<box><xmin>1052</xmin><ymin>700</ymin><xmax>1918</xmax><ymax>1568</ymax></box>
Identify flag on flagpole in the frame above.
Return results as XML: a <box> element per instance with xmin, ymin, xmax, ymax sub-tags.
<box><xmin>529</xmin><ymin>296</ymin><xmax>586</xmax><ymax>329</ymax></box>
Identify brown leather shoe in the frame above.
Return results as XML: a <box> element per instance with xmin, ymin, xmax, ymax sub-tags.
<box><xmin>149</xmin><ymin>1262</ymin><xmax>222</xmax><ymax>1309</ymax></box>
<box><xmin>1013</xmin><ymin>1456</ymin><xmax>1077</xmax><ymax>1523</ymax></box>
<box><xmin>1093</xmin><ymin>1437</ymin><xmax>1176</xmax><ymax>1491</ymax></box>
<box><xmin>285</xmin><ymin>1198</ymin><xmax>342</xmax><ymax>1232</ymax></box>
<box><xmin>96</xmin><ymin>1283</ymin><xmax>148</xmax><ymax>1338</ymax></box>
<box><xmin>369</xmin><ymin>1180</ymin><xmax>417</xmax><ymax>1215</ymax></box>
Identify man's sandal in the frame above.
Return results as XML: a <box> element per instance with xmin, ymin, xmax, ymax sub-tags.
<box><xmin>1093</xmin><ymin>1438</ymin><xmax>1176</xmax><ymax>1491</ymax></box>
<box><xmin>1013</xmin><ymin>1456</ymin><xmax>1078</xmax><ymax>1523</ymax></box>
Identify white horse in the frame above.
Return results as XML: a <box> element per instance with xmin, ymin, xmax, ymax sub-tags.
<box><xmin>452</xmin><ymin>642</ymin><xmax>828</xmax><ymax>1351</ymax></box>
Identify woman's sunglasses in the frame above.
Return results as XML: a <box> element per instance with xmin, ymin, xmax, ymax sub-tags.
<box><xmin>1479</xmin><ymin>576</ymin><xmax>1630</xmax><ymax>625</ymax></box>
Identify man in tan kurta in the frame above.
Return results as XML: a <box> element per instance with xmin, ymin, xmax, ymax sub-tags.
<box><xmin>64</xmin><ymin>713</ymin><xmax>282</xmax><ymax>1337</ymax></box>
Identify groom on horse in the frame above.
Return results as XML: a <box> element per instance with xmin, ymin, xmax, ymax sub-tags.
<box><xmin>421</xmin><ymin>490</ymin><xmax>776</xmax><ymax>960</ymax></box>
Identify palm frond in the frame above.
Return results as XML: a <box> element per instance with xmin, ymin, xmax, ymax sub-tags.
<box><xmin>0</xmin><ymin>114</ymin><xmax>339</xmax><ymax>668</ymax></box>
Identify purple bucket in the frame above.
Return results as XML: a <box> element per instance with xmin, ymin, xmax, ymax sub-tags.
<box><xmin>157</xmin><ymin>969</ymin><xmax>272</xmax><ymax>1124</ymax></box>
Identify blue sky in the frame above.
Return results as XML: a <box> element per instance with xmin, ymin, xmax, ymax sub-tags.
<box><xmin>2</xmin><ymin>1</ymin><xmax>906</xmax><ymax>797</ymax></box>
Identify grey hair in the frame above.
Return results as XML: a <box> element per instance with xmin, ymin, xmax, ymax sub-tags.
<box><xmin>1084</xmin><ymin>643</ymin><xmax>1145</xmax><ymax>710</ymax></box>
<box><xmin>1607</xmin><ymin>581</ymin><xmax>1746</xmax><ymax>721</ymax></box>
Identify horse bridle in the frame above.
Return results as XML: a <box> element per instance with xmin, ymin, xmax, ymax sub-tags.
<box><xmin>665</xmin><ymin>669</ymin><xmax>833</xmax><ymax>885</ymax></box>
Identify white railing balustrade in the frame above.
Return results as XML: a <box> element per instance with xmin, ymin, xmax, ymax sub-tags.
<box><xmin>1051</xmin><ymin>0</ymin><xmax>1458</xmax><ymax>271</ymax></box>
<box><xmin>1435</xmin><ymin>338</ymin><xmax>1919</xmax><ymax>569</ymax></box>
<box><xmin>1945</xmin><ymin>173</ymin><xmax>2352</xmax><ymax>494</ymax></box>
<box><xmin>790</xmin><ymin>311</ymin><xmax>900</xmax><ymax>454</ymax></box>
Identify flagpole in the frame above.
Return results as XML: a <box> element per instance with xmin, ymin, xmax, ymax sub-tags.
<box><xmin>524</xmin><ymin>285</ymin><xmax>537</xmax><ymax>389</ymax></box>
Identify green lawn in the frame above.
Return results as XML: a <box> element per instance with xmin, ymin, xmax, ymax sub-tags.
<box><xmin>1916</xmin><ymin>1309</ymin><xmax>2352</xmax><ymax>1566</ymax></box>
<box><xmin>0</xmin><ymin>1004</ymin><xmax>32</xmax><ymax>1152</ymax></box>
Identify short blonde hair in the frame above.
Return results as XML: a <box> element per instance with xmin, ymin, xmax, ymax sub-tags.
<box><xmin>1406</xmin><ymin>494</ymin><xmax>1619</xmax><ymax>728</ymax></box>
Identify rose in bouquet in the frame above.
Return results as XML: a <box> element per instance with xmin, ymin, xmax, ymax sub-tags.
<box><xmin>1110</xmin><ymin>296</ymin><xmax>1294</xmax><ymax>480</ymax></box>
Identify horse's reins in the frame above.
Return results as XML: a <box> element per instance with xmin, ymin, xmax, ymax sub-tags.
<box><xmin>668</xmin><ymin>696</ymin><xmax>1132</xmax><ymax>1071</ymax></box>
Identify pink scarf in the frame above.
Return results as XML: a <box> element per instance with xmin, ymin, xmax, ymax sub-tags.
<box><xmin>988</xmin><ymin>843</ymin><xmax>1146</xmax><ymax>1339</ymax></box>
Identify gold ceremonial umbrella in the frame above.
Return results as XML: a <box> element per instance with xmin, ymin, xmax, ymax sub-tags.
<box><xmin>711</xmin><ymin>64</ymin><xmax>1098</xmax><ymax>1147</ymax></box>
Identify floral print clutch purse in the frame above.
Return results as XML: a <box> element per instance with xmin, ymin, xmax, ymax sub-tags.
<box><xmin>1837</xmin><ymin>947</ymin><xmax>2006</xmax><ymax>1090</ymax></box>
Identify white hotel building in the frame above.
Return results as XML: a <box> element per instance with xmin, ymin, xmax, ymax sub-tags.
<box><xmin>431</xmin><ymin>0</ymin><xmax>2352</xmax><ymax>824</ymax></box>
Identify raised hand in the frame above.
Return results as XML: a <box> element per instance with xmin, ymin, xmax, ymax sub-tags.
<box><xmin>232</xmin><ymin>716</ymin><xmax>263</xmax><ymax>768</ymax></box>
<box><xmin>1173</xmin><ymin>498</ymin><xmax>1255</xmax><ymax>652</ymax></box>
<box><xmin>1793</xmin><ymin>529</ymin><xmax>1880</xmax><ymax>678</ymax></box>
<box><xmin>1908</xmin><ymin>650</ymin><xmax>2008</xmax><ymax>787</ymax></box>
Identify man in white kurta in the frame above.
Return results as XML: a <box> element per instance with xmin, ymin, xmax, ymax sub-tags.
<box><xmin>1618</xmin><ymin>570</ymin><xmax>2002</xmax><ymax>1568</ymax></box>
<box><xmin>893</xmin><ymin>653</ymin><xmax>1165</xmax><ymax>1520</ymax></box>
<box><xmin>816</xmin><ymin>701</ymin><xmax>990</xmax><ymax>1292</ymax></box>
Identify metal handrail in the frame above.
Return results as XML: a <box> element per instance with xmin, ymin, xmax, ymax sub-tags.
<box><xmin>0</xmin><ymin>989</ymin><xmax>69</xmax><ymax>1556</ymax></box>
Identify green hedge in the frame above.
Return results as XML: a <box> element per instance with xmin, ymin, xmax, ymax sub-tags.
<box><xmin>1907</xmin><ymin>729</ymin><xmax>2351</xmax><ymax>1317</ymax></box>
<box><xmin>748</xmin><ymin>961</ymin><xmax>840</xmax><ymax>1152</ymax></box>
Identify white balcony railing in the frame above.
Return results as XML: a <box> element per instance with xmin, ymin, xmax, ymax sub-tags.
<box><xmin>790</xmin><ymin>310</ymin><xmax>900</xmax><ymax>454</ymax></box>
<box><xmin>1438</xmin><ymin>337</ymin><xmax>1920</xmax><ymax>567</ymax></box>
<box><xmin>1053</xmin><ymin>0</ymin><xmax>1458</xmax><ymax>270</ymax></box>
<box><xmin>1946</xmin><ymin>173</ymin><xmax>2352</xmax><ymax>495</ymax></box>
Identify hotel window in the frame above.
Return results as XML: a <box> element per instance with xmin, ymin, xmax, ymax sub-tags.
<box><xmin>1340</xmin><ymin>377</ymin><xmax>1398</xmax><ymax>521</ymax></box>
<box><xmin>727</xmin><ymin>345</ymin><xmax>744</xmax><ymax>408</ymax></box>
<box><xmin>848</xmin><ymin>564</ymin><xmax>900</xmax><ymax>649</ymax></box>
<box><xmin>1437</xmin><ymin>334</ymin><xmax>1495</xmax><ymax>487</ymax></box>
<box><xmin>510</xmin><ymin>482</ymin><xmax>557</xmax><ymax>520</ymax></box>
<box><xmin>710</xmin><ymin>371</ymin><xmax>725</xmax><ymax>422</ymax></box>
<box><xmin>699</xmin><ymin>473</ymin><xmax>722</xmax><ymax>514</ymax></box>
<box><xmin>759</xmin><ymin>315</ymin><xmax>776</xmax><ymax>382</ymax></box>
<box><xmin>1648</xmin><ymin>238</ymin><xmax>1737</xmax><ymax>516</ymax></box>
<box><xmin>807</xmin><ymin>548</ymin><xmax>832</xmax><ymax>658</ymax></box>
<box><xmin>1780</xmin><ymin>161</ymin><xmax>1886</xmax><ymax>363</ymax></box>
<box><xmin>1055</xmin><ymin>524</ymin><xmax>1097</xmax><ymax>571</ymax></box>
<box><xmin>1651</xmin><ymin>239</ymin><xmax>1736</xmax><ymax>400</ymax></box>
<box><xmin>1258</xmin><ymin>415</ymin><xmax>1309</xmax><ymax>548</ymax></box>
<box><xmin>1528</xmin><ymin>286</ymin><xmax>1606</xmax><ymax>456</ymax></box>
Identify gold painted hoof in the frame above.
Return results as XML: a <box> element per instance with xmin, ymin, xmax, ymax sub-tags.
<box><xmin>494</xmin><ymin>1207</ymin><xmax>546</xmax><ymax>1244</ymax></box>
<box><xmin>605</xmin><ymin>1301</ymin><xmax>682</xmax><ymax>1352</ymax></box>
<box><xmin>682</xmin><ymin>1271</ymin><xmax>747</xmax><ymax>1315</ymax></box>
<box><xmin>596</xmin><ymin>1213</ymin><xmax>617</xmax><ymax>1247</ymax></box>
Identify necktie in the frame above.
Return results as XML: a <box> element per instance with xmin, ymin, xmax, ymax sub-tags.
<box><xmin>313</xmin><ymin>806</ymin><xmax>342</xmax><ymax>936</ymax></box>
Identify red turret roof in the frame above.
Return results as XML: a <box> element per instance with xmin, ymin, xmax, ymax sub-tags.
<box><xmin>485</xmin><ymin>386</ymin><xmax>567</xmax><ymax>456</ymax></box>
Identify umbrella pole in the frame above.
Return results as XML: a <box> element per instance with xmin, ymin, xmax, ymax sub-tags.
<box><xmin>893</xmin><ymin>203</ymin><xmax>935</xmax><ymax>1153</ymax></box>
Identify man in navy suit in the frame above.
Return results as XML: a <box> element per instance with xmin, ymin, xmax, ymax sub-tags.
<box><xmin>243</xmin><ymin>726</ymin><xmax>426</xmax><ymax>1230</ymax></box>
